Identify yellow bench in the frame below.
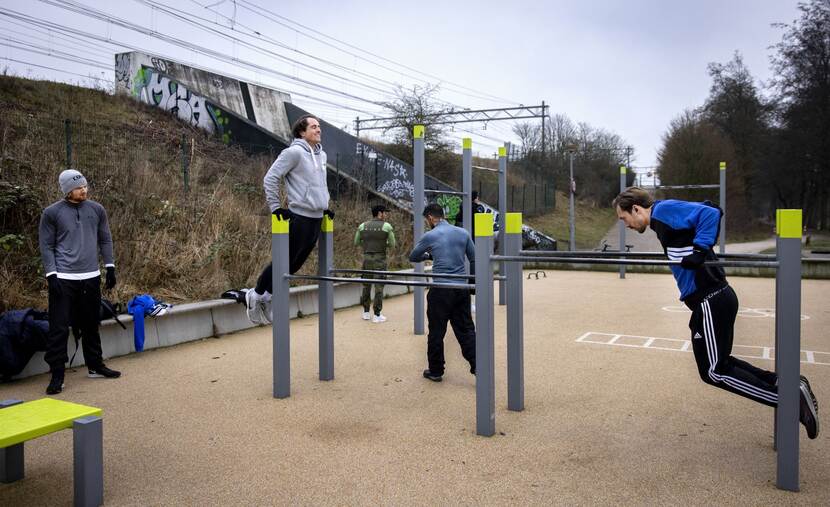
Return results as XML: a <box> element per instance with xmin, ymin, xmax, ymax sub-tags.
<box><xmin>1</xmin><ymin>398</ymin><xmax>104</xmax><ymax>507</ymax></box>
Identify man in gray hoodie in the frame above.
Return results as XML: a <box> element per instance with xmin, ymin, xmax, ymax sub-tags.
<box><xmin>39</xmin><ymin>169</ymin><xmax>121</xmax><ymax>395</ymax></box>
<box><xmin>246</xmin><ymin>114</ymin><xmax>334</xmax><ymax>324</ymax></box>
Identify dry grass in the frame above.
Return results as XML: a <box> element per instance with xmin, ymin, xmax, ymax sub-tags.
<box><xmin>0</xmin><ymin>75</ymin><xmax>413</xmax><ymax>312</ymax></box>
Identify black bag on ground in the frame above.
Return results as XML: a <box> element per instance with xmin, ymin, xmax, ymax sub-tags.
<box><xmin>0</xmin><ymin>308</ymin><xmax>49</xmax><ymax>381</ymax></box>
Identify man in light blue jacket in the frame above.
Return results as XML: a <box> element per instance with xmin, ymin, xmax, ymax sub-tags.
<box><xmin>246</xmin><ymin>115</ymin><xmax>334</xmax><ymax>324</ymax></box>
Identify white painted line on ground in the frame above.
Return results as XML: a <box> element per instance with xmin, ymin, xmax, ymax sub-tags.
<box><xmin>576</xmin><ymin>332</ymin><xmax>829</xmax><ymax>367</ymax></box>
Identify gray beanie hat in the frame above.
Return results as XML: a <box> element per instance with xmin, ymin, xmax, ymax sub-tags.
<box><xmin>59</xmin><ymin>169</ymin><xmax>87</xmax><ymax>195</ymax></box>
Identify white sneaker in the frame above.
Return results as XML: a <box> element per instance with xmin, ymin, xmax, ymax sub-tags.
<box><xmin>471</xmin><ymin>303</ymin><xmax>476</xmax><ymax>313</ymax></box>
<box><xmin>259</xmin><ymin>299</ymin><xmax>272</xmax><ymax>324</ymax></box>
<box><xmin>372</xmin><ymin>314</ymin><xmax>387</xmax><ymax>323</ymax></box>
<box><xmin>245</xmin><ymin>289</ymin><xmax>264</xmax><ymax>325</ymax></box>
<box><xmin>362</xmin><ymin>311</ymin><xmax>371</xmax><ymax>320</ymax></box>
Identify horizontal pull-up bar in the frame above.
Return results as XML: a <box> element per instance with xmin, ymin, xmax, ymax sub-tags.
<box><xmin>491</xmin><ymin>255</ymin><xmax>779</xmax><ymax>269</ymax></box>
<box><xmin>652</xmin><ymin>184</ymin><xmax>720</xmax><ymax>190</ymax></box>
<box><xmin>424</xmin><ymin>189</ymin><xmax>467</xmax><ymax>196</ymax></box>
<box><xmin>285</xmin><ymin>274</ymin><xmax>475</xmax><ymax>290</ymax></box>
<box><xmin>518</xmin><ymin>250</ymin><xmax>776</xmax><ymax>261</ymax></box>
<box><xmin>330</xmin><ymin>268</ymin><xmax>505</xmax><ymax>281</ymax></box>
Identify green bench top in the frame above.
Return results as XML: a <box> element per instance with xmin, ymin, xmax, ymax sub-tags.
<box><xmin>0</xmin><ymin>398</ymin><xmax>102</xmax><ymax>448</ymax></box>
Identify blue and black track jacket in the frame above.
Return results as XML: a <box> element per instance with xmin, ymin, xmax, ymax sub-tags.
<box><xmin>649</xmin><ymin>199</ymin><xmax>726</xmax><ymax>302</ymax></box>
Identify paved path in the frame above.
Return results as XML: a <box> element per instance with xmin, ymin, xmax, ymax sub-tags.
<box><xmin>599</xmin><ymin>224</ymin><xmax>779</xmax><ymax>255</ymax></box>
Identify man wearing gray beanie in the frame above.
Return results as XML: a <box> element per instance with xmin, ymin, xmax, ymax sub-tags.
<box><xmin>38</xmin><ymin>168</ymin><xmax>121</xmax><ymax>395</ymax></box>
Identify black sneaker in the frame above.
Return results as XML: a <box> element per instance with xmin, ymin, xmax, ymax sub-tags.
<box><xmin>88</xmin><ymin>365</ymin><xmax>121</xmax><ymax>379</ymax></box>
<box><xmin>801</xmin><ymin>375</ymin><xmax>819</xmax><ymax>413</ymax></box>
<box><xmin>470</xmin><ymin>365</ymin><xmax>476</xmax><ymax>375</ymax></box>
<box><xmin>422</xmin><ymin>369</ymin><xmax>442</xmax><ymax>382</ymax></box>
<box><xmin>46</xmin><ymin>370</ymin><xmax>65</xmax><ymax>395</ymax></box>
<box><xmin>799</xmin><ymin>378</ymin><xmax>819</xmax><ymax>439</ymax></box>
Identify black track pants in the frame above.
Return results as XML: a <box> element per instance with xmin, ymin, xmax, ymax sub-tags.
<box><xmin>45</xmin><ymin>276</ymin><xmax>104</xmax><ymax>372</ymax></box>
<box><xmin>255</xmin><ymin>214</ymin><xmax>323</xmax><ymax>294</ymax></box>
<box><xmin>426</xmin><ymin>288</ymin><xmax>476</xmax><ymax>375</ymax></box>
<box><xmin>688</xmin><ymin>285</ymin><xmax>778</xmax><ymax>407</ymax></box>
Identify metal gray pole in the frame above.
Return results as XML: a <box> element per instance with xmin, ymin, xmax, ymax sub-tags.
<box><xmin>775</xmin><ymin>209</ymin><xmax>802</xmax><ymax>492</ymax></box>
<box><xmin>272</xmin><ymin>216</ymin><xmax>291</xmax><ymax>398</ymax></box>
<box><xmin>569</xmin><ymin>152</ymin><xmax>575</xmax><ymax>251</ymax></box>
<box><xmin>462</xmin><ymin>138</ymin><xmax>473</xmax><ymax>238</ymax></box>
<box><xmin>474</xmin><ymin>213</ymin><xmax>495</xmax><ymax>436</ymax></box>
<box><xmin>498</xmin><ymin>145</ymin><xmax>508</xmax><ymax>305</ymax></box>
<box><xmin>505</xmin><ymin>213</ymin><xmax>524</xmax><ymax>411</ymax></box>
<box><xmin>414</xmin><ymin>125</ymin><xmax>425</xmax><ymax>335</ymax></box>
<box><xmin>73</xmin><ymin>415</ymin><xmax>103</xmax><ymax>507</ymax></box>
<box><xmin>318</xmin><ymin>216</ymin><xmax>334</xmax><ymax>381</ymax></box>
<box><xmin>719</xmin><ymin>161</ymin><xmax>726</xmax><ymax>254</ymax></box>
<box><xmin>619</xmin><ymin>165</ymin><xmax>626</xmax><ymax>278</ymax></box>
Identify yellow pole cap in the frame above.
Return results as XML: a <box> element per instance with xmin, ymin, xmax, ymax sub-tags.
<box><xmin>505</xmin><ymin>212</ymin><xmax>523</xmax><ymax>234</ymax></box>
<box><xmin>463</xmin><ymin>138</ymin><xmax>472</xmax><ymax>150</ymax></box>
<box><xmin>413</xmin><ymin>125</ymin><xmax>424</xmax><ymax>139</ymax></box>
<box><xmin>498</xmin><ymin>146</ymin><xmax>507</xmax><ymax>158</ymax></box>
<box><xmin>776</xmin><ymin>209</ymin><xmax>802</xmax><ymax>239</ymax></box>
<box><xmin>321</xmin><ymin>215</ymin><xmax>334</xmax><ymax>232</ymax></box>
<box><xmin>271</xmin><ymin>214</ymin><xmax>289</xmax><ymax>234</ymax></box>
<box><xmin>719</xmin><ymin>161</ymin><xmax>726</xmax><ymax>170</ymax></box>
<box><xmin>474</xmin><ymin>213</ymin><xmax>494</xmax><ymax>237</ymax></box>
<box><xmin>620</xmin><ymin>165</ymin><xmax>627</xmax><ymax>174</ymax></box>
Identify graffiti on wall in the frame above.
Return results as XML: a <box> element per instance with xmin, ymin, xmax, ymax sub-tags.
<box><xmin>115</xmin><ymin>53</ymin><xmax>131</xmax><ymax>88</ymax></box>
<box><xmin>435</xmin><ymin>194</ymin><xmax>462</xmax><ymax>224</ymax></box>
<box><xmin>131</xmin><ymin>67</ymin><xmax>232</xmax><ymax>143</ymax></box>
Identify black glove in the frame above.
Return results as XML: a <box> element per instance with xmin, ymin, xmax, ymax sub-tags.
<box><xmin>47</xmin><ymin>274</ymin><xmax>61</xmax><ymax>294</ymax></box>
<box><xmin>105</xmin><ymin>266</ymin><xmax>117</xmax><ymax>289</ymax></box>
<box><xmin>323</xmin><ymin>209</ymin><xmax>335</xmax><ymax>220</ymax></box>
<box><xmin>680</xmin><ymin>246</ymin><xmax>707</xmax><ymax>269</ymax></box>
<box><xmin>272</xmin><ymin>208</ymin><xmax>294</xmax><ymax>221</ymax></box>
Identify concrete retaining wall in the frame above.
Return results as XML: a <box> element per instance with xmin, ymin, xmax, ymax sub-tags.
<box><xmin>15</xmin><ymin>275</ymin><xmax>417</xmax><ymax>380</ymax></box>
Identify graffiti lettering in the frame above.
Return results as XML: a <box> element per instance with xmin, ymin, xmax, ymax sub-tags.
<box><xmin>115</xmin><ymin>53</ymin><xmax>131</xmax><ymax>87</ymax></box>
<box><xmin>150</xmin><ymin>57</ymin><xmax>169</xmax><ymax>73</ymax></box>
<box><xmin>138</xmin><ymin>68</ymin><xmax>215</xmax><ymax>132</ymax></box>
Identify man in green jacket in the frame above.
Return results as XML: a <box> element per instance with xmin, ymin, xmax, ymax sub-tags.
<box><xmin>355</xmin><ymin>204</ymin><xmax>396</xmax><ymax>323</ymax></box>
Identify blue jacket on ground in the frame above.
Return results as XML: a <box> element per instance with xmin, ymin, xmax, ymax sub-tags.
<box><xmin>409</xmin><ymin>220</ymin><xmax>475</xmax><ymax>284</ymax></box>
<box><xmin>127</xmin><ymin>294</ymin><xmax>158</xmax><ymax>352</ymax></box>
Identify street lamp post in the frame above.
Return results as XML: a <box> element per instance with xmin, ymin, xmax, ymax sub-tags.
<box><xmin>566</xmin><ymin>144</ymin><xmax>578</xmax><ymax>251</ymax></box>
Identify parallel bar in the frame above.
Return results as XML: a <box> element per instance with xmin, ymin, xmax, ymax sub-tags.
<box><xmin>318</xmin><ymin>218</ymin><xmax>334</xmax><ymax>381</ymax></box>
<box><xmin>73</xmin><ymin>415</ymin><xmax>103</xmax><ymax>507</ymax></box>
<box><xmin>492</xmin><ymin>255</ymin><xmax>779</xmax><ymax>269</ymax></box>
<box><xmin>719</xmin><ymin>161</ymin><xmax>726</xmax><ymax>254</ymax></box>
<box><xmin>474</xmin><ymin>214</ymin><xmax>495</xmax><ymax>436</ymax></box>
<box><xmin>414</xmin><ymin>126</ymin><xmax>425</xmax><ymax>335</ymax></box>
<box><xmin>462</xmin><ymin>139</ymin><xmax>473</xmax><ymax>240</ymax></box>
<box><xmin>498</xmin><ymin>145</ymin><xmax>508</xmax><ymax>305</ymax></box>
<box><xmin>518</xmin><ymin>250</ymin><xmax>776</xmax><ymax>260</ymax></box>
<box><xmin>505</xmin><ymin>213</ymin><xmax>524</xmax><ymax>411</ymax></box>
<box><xmin>287</xmin><ymin>274</ymin><xmax>473</xmax><ymax>290</ymax></box>
<box><xmin>654</xmin><ymin>184</ymin><xmax>721</xmax><ymax>190</ymax></box>
<box><xmin>329</xmin><ymin>268</ymin><xmax>505</xmax><ymax>281</ymax></box>
<box><xmin>424</xmin><ymin>189</ymin><xmax>467</xmax><ymax>196</ymax></box>
<box><xmin>272</xmin><ymin>216</ymin><xmax>291</xmax><ymax>398</ymax></box>
<box><xmin>619</xmin><ymin>165</ymin><xmax>626</xmax><ymax>279</ymax></box>
<box><xmin>775</xmin><ymin>209</ymin><xmax>802</xmax><ymax>491</ymax></box>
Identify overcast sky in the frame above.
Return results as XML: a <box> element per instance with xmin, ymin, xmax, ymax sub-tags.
<box><xmin>0</xmin><ymin>0</ymin><xmax>803</xmax><ymax>171</ymax></box>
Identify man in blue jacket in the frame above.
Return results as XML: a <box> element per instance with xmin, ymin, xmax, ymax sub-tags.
<box><xmin>38</xmin><ymin>169</ymin><xmax>121</xmax><ymax>395</ymax></box>
<box><xmin>409</xmin><ymin>203</ymin><xmax>476</xmax><ymax>382</ymax></box>
<box><xmin>613</xmin><ymin>186</ymin><xmax>819</xmax><ymax>439</ymax></box>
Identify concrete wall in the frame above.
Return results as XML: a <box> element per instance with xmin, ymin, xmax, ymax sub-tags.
<box><xmin>115</xmin><ymin>52</ymin><xmax>293</xmax><ymax>140</ymax></box>
<box><xmin>13</xmin><ymin>274</ymin><xmax>418</xmax><ymax>380</ymax></box>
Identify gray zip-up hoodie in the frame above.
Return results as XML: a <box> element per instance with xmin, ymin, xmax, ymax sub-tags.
<box><xmin>38</xmin><ymin>199</ymin><xmax>114</xmax><ymax>279</ymax></box>
<box><xmin>263</xmin><ymin>139</ymin><xmax>330</xmax><ymax>218</ymax></box>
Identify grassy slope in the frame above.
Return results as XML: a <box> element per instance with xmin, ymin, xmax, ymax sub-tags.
<box><xmin>0</xmin><ymin>76</ymin><xmax>413</xmax><ymax>312</ymax></box>
<box><xmin>525</xmin><ymin>192</ymin><xmax>618</xmax><ymax>250</ymax></box>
